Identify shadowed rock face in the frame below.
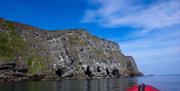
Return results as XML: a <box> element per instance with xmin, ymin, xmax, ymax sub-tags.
<box><xmin>0</xmin><ymin>18</ymin><xmax>141</xmax><ymax>80</ymax></box>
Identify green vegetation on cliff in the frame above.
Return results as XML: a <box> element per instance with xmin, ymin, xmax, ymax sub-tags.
<box><xmin>0</xmin><ymin>21</ymin><xmax>46</xmax><ymax>75</ymax></box>
<box><xmin>27</xmin><ymin>55</ymin><xmax>46</xmax><ymax>75</ymax></box>
<box><xmin>0</xmin><ymin>22</ymin><xmax>26</xmax><ymax>61</ymax></box>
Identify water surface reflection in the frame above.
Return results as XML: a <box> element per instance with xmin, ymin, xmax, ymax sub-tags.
<box><xmin>0</xmin><ymin>78</ymin><xmax>138</xmax><ymax>91</ymax></box>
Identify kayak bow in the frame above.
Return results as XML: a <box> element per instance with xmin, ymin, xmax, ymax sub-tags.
<box><xmin>126</xmin><ymin>84</ymin><xmax>160</xmax><ymax>91</ymax></box>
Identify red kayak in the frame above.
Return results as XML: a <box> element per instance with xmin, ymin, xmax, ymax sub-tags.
<box><xmin>126</xmin><ymin>84</ymin><xmax>160</xmax><ymax>91</ymax></box>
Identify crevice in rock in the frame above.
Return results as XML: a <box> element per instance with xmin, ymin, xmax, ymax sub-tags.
<box><xmin>79</xmin><ymin>62</ymin><xmax>82</xmax><ymax>65</ymax></box>
<box><xmin>106</xmin><ymin>68</ymin><xmax>110</xmax><ymax>76</ymax></box>
<box><xmin>79</xmin><ymin>48</ymin><xmax>83</xmax><ymax>52</ymax></box>
<box><xmin>0</xmin><ymin>62</ymin><xmax>16</xmax><ymax>71</ymax></box>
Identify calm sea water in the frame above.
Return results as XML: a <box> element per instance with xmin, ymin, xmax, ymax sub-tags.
<box><xmin>0</xmin><ymin>75</ymin><xmax>179</xmax><ymax>91</ymax></box>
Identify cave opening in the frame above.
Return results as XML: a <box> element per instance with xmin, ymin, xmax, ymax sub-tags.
<box><xmin>55</xmin><ymin>69</ymin><xmax>63</xmax><ymax>77</ymax></box>
<box><xmin>97</xmin><ymin>66</ymin><xmax>101</xmax><ymax>73</ymax></box>
<box><xmin>84</xmin><ymin>66</ymin><xmax>93</xmax><ymax>77</ymax></box>
<box><xmin>112</xmin><ymin>69</ymin><xmax>121</xmax><ymax>77</ymax></box>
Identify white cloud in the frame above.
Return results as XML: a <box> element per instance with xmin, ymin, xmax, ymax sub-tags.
<box><xmin>118</xmin><ymin>28</ymin><xmax>180</xmax><ymax>74</ymax></box>
<box><xmin>82</xmin><ymin>0</ymin><xmax>180</xmax><ymax>74</ymax></box>
<box><xmin>82</xmin><ymin>0</ymin><xmax>180</xmax><ymax>32</ymax></box>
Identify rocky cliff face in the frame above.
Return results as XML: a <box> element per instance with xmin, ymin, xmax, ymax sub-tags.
<box><xmin>0</xmin><ymin>18</ymin><xmax>141</xmax><ymax>81</ymax></box>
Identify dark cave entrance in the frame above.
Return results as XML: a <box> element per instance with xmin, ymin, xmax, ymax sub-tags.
<box><xmin>55</xmin><ymin>69</ymin><xmax>63</xmax><ymax>77</ymax></box>
<box><xmin>84</xmin><ymin>66</ymin><xmax>93</xmax><ymax>77</ymax></box>
<box><xmin>112</xmin><ymin>69</ymin><xmax>121</xmax><ymax>77</ymax></box>
<box><xmin>97</xmin><ymin>66</ymin><xmax>101</xmax><ymax>73</ymax></box>
<box><xmin>106</xmin><ymin>68</ymin><xmax>110</xmax><ymax>76</ymax></box>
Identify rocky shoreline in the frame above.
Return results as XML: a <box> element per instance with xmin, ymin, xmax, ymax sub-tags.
<box><xmin>0</xmin><ymin>61</ymin><xmax>142</xmax><ymax>82</ymax></box>
<box><xmin>0</xmin><ymin>73</ymin><xmax>143</xmax><ymax>82</ymax></box>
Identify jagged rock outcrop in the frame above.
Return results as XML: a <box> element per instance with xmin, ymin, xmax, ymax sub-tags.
<box><xmin>0</xmin><ymin>18</ymin><xmax>142</xmax><ymax>81</ymax></box>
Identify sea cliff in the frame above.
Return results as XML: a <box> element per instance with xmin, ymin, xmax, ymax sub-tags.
<box><xmin>0</xmin><ymin>18</ymin><xmax>142</xmax><ymax>81</ymax></box>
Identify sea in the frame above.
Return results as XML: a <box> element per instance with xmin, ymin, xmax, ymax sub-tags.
<box><xmin>0</xmin><ymin>75</ymin><xmax>179</xmax><ymax>91</ymax></box>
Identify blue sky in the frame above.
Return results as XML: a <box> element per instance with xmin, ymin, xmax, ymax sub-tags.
<box><xmin>0</xmin><ymin>0</ymin><xmax>180</xmax><ymax>75</ymax></box>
